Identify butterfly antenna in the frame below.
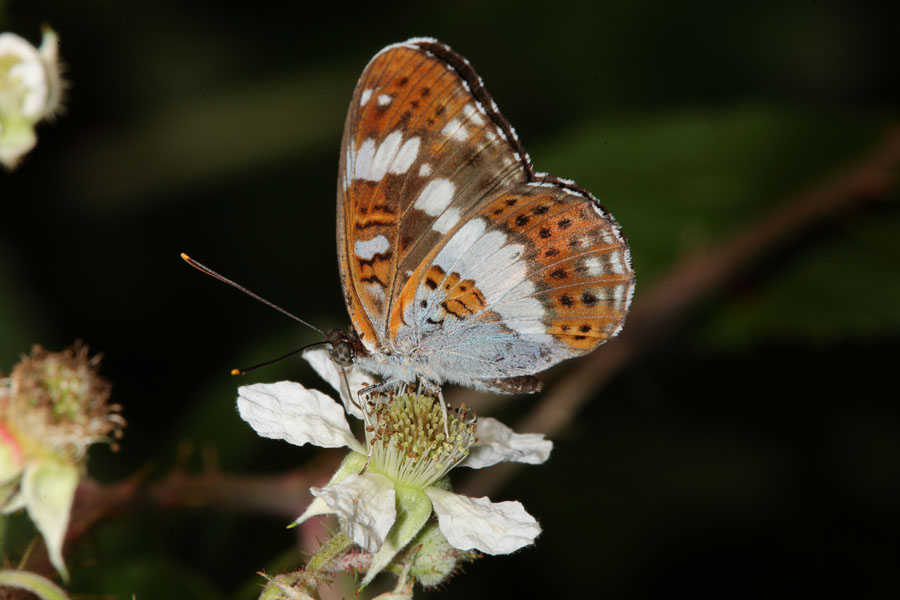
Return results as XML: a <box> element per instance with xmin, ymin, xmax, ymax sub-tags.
<box><xmin>230</xmin><ymin>340</ymin><xmax>330</xmax><ymax>375</ymax></box>
<box><xmin>181</xmin><ymin>253</ymin><xmax>326</xmax><ymax>336</ymax></box>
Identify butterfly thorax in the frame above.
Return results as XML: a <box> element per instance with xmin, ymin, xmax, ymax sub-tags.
<box><xmin>328</xmin><ymin>328</ymin><xmax>432</xmax><ymax>385</ymax></box>
<box><xmin>353</xmin><ymin>340</ymin><xmax>434</xmax><ymax>386</ymax></box>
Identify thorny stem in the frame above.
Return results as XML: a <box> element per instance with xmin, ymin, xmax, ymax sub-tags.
<box><xmin>260</xmin><ymin>531</ymin><xmax>354</xmax><ymax>599</ymax></box>
<box><xmin>304</xmin><ymin>531</ymin><xmax>353</xmax><ymax>581</ymax></box>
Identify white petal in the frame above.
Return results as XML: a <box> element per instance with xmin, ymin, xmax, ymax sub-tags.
<box><xmin>303</xmin><ymin>348</ymin><xmax>373</xmax><ymax>420</ymax></box>
<box><xmin>463</xmin><ymin>417</ymin><xmax>553</xmax><ymax>469</ymax></box>
<box><xmin>292</xmin><ymin>496</ymin><xmax>335</xmax><ymax>526</ymax></box>
<box><xmin>0</xmin><ymin>33</ymin><xmax>48</xmax><ymax>118</ymax></box>
<box><xmin>312</xmin><ymin>472</ymin><xmax>396</xmax><ymax>552</ymax></box>
<box><xmin>237</xmin><ymin>381</ymin><xmax>363</xmax><ymax>453</ymax></box>
<box><xmin>37</xmin><ymin>28</ymin><xmax>63</xmax><ymax>119</ymax></box>
<box><xmin>360</xmin><ymin>486</ymin><xmax>432</xmax><ymax>589</ymax></box>
<box><xmin>425</xmin><ymin>488</ymin><xmax>540</xmax><ymax>555</ymax></box>
<box><xmin>22</xmin><ymin>458</ymin><xmax>79</xmax><ymax>581</ymax></box>
<box><xmin>2</xmin><ymin>490</ymin><xmax>26</xmax><ymax>513</ymax></box>
<box><xmin>291</xmin><ymin>453</ymin><xmax>368</xmax><ymax>527</ymax></box>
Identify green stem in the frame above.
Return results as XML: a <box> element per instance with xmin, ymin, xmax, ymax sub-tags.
<box><xmin>0</xmin><ymin>569</ymin><xmax>70</xmax><ymax>600</ymax></box>
<box><xmin>259</xmin><ymin>532</ymin><xmax>354</xmax><ymax>600</ymax></box>
<box><xmin>305</xmin><ymin>531</ymin><xmax>353</xmax><ymax>579</ymax></box>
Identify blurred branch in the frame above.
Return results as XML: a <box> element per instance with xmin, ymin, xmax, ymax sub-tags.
<box><xmin>22</xmin><ymin>451</ymin><xmax>343</xmax><ymax>576</ymax></box>
<box><xmin>460</xmin><ymin>126</ymin><xmax>900</xmax><ymax>497</ymax></box>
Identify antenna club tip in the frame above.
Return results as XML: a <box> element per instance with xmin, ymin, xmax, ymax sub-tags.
<box><xmin>180</xmin><ymin>252</ymin><xmax>191</xmax><ymax>261</ymax></box>
<box><xmin>230</xmin><ymin>368</ymin><xmax>242</xmax><ymax>376</ymax></box>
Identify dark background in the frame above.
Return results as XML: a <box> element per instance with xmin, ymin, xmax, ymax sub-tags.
<box><xmin>1</xmin><ymin>1</ymin><xmax>899</xmax><ymax>597</ymax></box>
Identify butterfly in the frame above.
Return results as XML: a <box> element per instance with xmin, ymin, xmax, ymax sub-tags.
<box><xmin>326</xmin><ymin>37</ymin><xmax>634</xmax><ymax>396</ymax></box>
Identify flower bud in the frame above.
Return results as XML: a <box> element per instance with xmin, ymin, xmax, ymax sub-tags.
<box><xmin>0</xmin><ymin>342</ymin><xmax>123</xmax><ymax>580</ymax></box>
<box><xmin>399</xmin><ymin>521</ymin><xmax>478</xmax><ymax>588</ymax></box>
<box><xmin>0</xmin><ymin>27</ymin><xmax>64</xmax><ymax>168</ymax></box>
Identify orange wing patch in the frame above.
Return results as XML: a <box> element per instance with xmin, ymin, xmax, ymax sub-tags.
<box><xmin>423</xmin><ymin>265</ymin><xmax>487</xmax><ymax>323</ymax></box>
<box><xmin>355</xmin><ymin>250</ymin><xmax>393</xmax><ymax>293</ymax></box>
<box><xmin>439</xmin><ymin>272</ymin><xmax>487</xmax><ymax>320</ymax></box>
<box><xmin>546</xmin><ymin>318</ymin><xmax>612</xmax><ymax>350</ymax></box>
<box><xmin>352</xmin><ymin>47</ymin><xmax>453</xmax><ymax>148</ymax></box>
<box><xmin>478</xmin><ymin>185</ymin><xmax>632</xmax><ymax>352</ymax></box>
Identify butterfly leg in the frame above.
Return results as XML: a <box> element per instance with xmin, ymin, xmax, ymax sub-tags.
<box><xmin>357</xmin><ymin>379</ymin><xmax>393</xmax><ymax>405</ymax></box>
<box><xmin>416</xmin><ymin>377</ymin><xmax>449</xmax><ymax>437</ymax></box>
<box><xmin>438</xmin><ymin>388</ymin><xmax>449</xmax><ymax>438</ymax></box>
<box><xmin>356</xmin><ymin>379</ymin><xmax>394</xmax><ymax>476</ymax></box>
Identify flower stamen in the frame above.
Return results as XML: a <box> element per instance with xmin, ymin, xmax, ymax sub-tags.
<box><xmin>364</xmin><ymin>393</ymin><xmax>476</xmax><ymax>489</ymax></box>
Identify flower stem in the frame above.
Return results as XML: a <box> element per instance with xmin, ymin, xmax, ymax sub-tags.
<box><xmin>259</xmin><ymin>532</ymin><xmax>354</xmax><ymax>599</ymax></box>
<box><xmin>305</xmin><ymin>531</ymin><xmax>353</xmax><ymax>579</ymax></box>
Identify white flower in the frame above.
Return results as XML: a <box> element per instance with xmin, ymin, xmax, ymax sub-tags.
<box><xmin>0</xmin><ymin>453</ymin><xmax>79</xmax><ymax>582</ymax></box>
<box><xmin>0</xmin><ymin>27</ymin><xmax>64</xmax><ymax>169</ymax></box>
<box><xmin>0</xmin><ymin>343</ymin><xmax>123</xmax><ymax>582</ymax></box>
<box><xmin>237</xmin><ymin>349</ymin><xmax>552</xmax><ymax>589</ymax></box>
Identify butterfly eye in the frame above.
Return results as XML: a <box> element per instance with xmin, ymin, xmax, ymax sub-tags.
<box><xmin>328</xmin><ymin>340</ymin><xmax>355</xmax><ymax>367</ymax></box>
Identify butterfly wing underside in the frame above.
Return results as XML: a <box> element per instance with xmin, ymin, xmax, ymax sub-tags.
<box><xmin>337</xmin><ymin>38</ymin><xmax>634</xmax><ymax>391</ymax></box>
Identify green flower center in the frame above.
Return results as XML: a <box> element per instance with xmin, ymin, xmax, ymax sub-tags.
<box><xmin>365</xmin><ymin>394</ymin><xmax>476</xmax><ymax>489</ymax></box>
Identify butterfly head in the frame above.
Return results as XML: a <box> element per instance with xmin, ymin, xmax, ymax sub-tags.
<box><xmin>325</xmin><ymin>329</ymin><xmax>363</xmax><ymax>368</ymax></box>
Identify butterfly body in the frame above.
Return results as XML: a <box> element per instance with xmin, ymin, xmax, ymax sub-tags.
<box><xmin>336</xmin><ymin>38</ymin><xmax>634</xmax><ymax>394</ymax></box>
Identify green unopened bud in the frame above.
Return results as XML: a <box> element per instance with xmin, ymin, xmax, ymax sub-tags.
<box><xmin>392</xmin><ymin>520</ymin><xmax>479</xmax><ymax>588</ymax></box>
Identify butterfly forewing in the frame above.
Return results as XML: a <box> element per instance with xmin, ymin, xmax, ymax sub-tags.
<box><xmin>337</xmin><ymin>38</ymin><xmax>634</xmax><ymax>392</ymax></box>
<box><xmin>338</xmin><ymin>39</ymin><xmax>529</xmax><ymax>350</ymax></box>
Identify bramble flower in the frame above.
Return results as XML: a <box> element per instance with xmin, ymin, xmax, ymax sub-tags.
<box><xmin>238</xmin><ymin>349</ymin><xmax>551</xmax><ymax>590</ymax></box>
<box><xmin>0</xmin><ymin>343</ymin><xmax>124</xmax><ymax>580</ymax></box>
<box><xmin>0</xmin><ymin>27</ymin><xmax>64</xmax><ymax>169</ymax></box>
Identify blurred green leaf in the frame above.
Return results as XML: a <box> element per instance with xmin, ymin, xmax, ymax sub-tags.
<box><xmin>70</xmin><ymin>555</ymin><xmax>223</xmax><ymax>600</ymax></box>
<box><xmin>537</xmin><ymin>106</ymin><xmax>897</xmax><ymax>344</ymax></box>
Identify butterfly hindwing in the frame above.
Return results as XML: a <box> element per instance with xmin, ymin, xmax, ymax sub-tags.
<box><xmin>388</xmin><ymin>181</ymin><xmax>632</xmax><ymax>389</ymax></box>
